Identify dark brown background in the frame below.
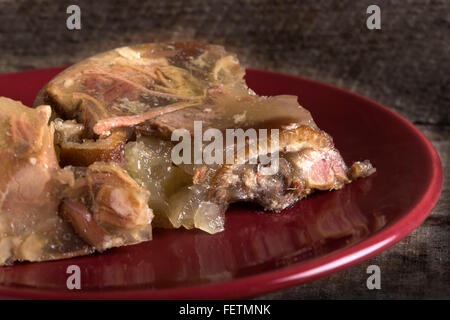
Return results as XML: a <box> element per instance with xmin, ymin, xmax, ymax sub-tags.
<box><xmin>0</xmin><ymin>0</ymin><xmax>448</xmax><ymax>299</ymax></box>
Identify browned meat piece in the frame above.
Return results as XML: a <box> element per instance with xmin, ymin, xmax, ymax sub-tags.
<box><xmin>209</xmin><ymin>127</ymin><xmax>350</xmax><ymax>211</ymax></box>
<box><xmin>348</xmin><ymin>160</ymin><xmax>377</xmax><ymax>180</ymax></box>
<box><xmin>0</xmin><ymin>98</ymin><xmax>153</xmax><ymax>265</ymax></box>
<box><xmin>53</xmin><ymin>118</ymin><xmax>129</xmax><ymax>167</ymax></box>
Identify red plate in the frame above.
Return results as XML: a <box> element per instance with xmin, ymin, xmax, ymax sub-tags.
<box><xmin>0</xmin><ymin>67</ymin><xmax>443</xmax><ymax>299</ymax></box>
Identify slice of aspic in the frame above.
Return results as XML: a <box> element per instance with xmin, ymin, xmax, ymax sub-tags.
<box><xmin>35</xmin><ymin>42</ymin><xmax>315</xmax><ymax>164</ymax></box>
<box><xmin>35</xmin><ymin>42</ymin><xmax>375</xmax><ymax>234</ymax></box>
<box><xmin>0</xmin><ymin>97</ymin><xmax>153</xmax><ymax>265</ymax></box>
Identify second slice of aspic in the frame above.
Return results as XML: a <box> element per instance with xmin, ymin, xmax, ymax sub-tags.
<box><xmin>35</xmin><ymin>41</ymin><xmax>374</xmax><ymax>239</ymax></box>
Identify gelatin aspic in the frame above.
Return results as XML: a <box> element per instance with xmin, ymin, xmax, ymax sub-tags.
<box><xmin>0</xmin><ymin>42</ymin><xmax>375</xmax><ymax>265</ymax></box>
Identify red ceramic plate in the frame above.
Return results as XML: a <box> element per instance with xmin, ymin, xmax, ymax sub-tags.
<box><xmin>0</xmin><ymin>67</ymin><xmax>443</xmax><ymax>299</ymax></box>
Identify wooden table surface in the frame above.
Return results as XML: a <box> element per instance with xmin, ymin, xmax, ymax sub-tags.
<box><xmin>0</xmin><ymin>0</ymin><xmax>448</xmax><ymax>299</ymax></box>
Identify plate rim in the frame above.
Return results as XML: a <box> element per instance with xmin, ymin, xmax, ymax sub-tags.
<box><xmin>0</xmin><ymin>67</ymin><xmax>443</xmax><ymax>299</ymax></box>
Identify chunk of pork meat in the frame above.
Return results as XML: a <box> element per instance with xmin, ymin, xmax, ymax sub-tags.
<box><xmin>0</xmin><ymin>98</ymin><xmax>90</xmax><ymax>265</ymax></box>
<box><xmin>60</xmin><ymin>162</ymin><xmax>153</xmax><ymax>251</ymax></box>
<box><xmin>0</xmin><ymin>98</ymin><xmax>153</xmax><ymax>265</ymax></box>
